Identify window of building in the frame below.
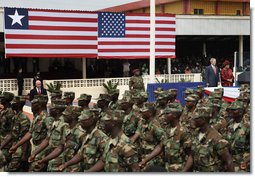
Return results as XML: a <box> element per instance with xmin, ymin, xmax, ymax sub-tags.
<box><xmin>236</xmin><ymin>10</ymin><xmax>241</xmax><ymax>16</ymax></box>
<box><xmin>194</xmin><ymin>9</ymin><xmax>204</xmax><ymax>15</ymax></box>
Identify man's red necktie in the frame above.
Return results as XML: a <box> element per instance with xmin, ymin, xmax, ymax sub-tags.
<box><xmin>38</xmin><ymin>89</ymin><xmax>41</xmax><ymax>96</ymax></box>
<box><xmin>213</xmin><ymin>66</ymin><xmax>216</xmax><ymax>75</ymax></box>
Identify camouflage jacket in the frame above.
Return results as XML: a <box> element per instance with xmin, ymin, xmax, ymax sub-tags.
<box><xmin>29</xmin><ymin>111</ymin><xmax>54</xmax><ymax>146</ymax></box>
<box><xmin>210</xmin><ymin>115</ymin><xmax>227</xmax><ymax>135</ymax></box>
<box><xmin>122</xmin><ymin>110</ymin><xmax>140</xmax><ymax>137</ymax></box>
<box><xmin>192</xmin><ymin>127</ymin><xmax>229</xmax><ymax>172</ymax></box>
<box><xmin>0</xmin><ymin>107</ymin><xmax>15</xmax><ymax>139</ymax></box>
<box><xmin>163</xmin><ymin>123</ymin><xmax>189</xmax><ymax>172</ymax></box>
<box><xmin>78</xmin><ymin>127</ymin><xmax>107</xmax><ymax>170</ymax></box>
<box><xmin>62</xmin><ymin>124</ymin><xmax>86</xmax><ymax>162</ymax></box>
<box><xmin>103</xmin><ymin>132</ymin><xmax>139</xmax><ymax>172</ymax></box>
<box><xmin>11</xmin><ymin>111</ymin><xmax>30</xmax><ymax>144</ymax></box>
<box><xmin>47</xmin><ymin>119</ymin><xmax>68</xmax><ymax>148</ymax></box>
<box><xmin>136</xmin><ymin>118</ymin><xmax>165</xmax><ymax>155</ymax></box>
<box><xmin>129</xmin><ymin>76</ymin><xmax>144</xmax><ymax>91</ymax></box>
<box><xmin>226</xmin><ymin>119</ymin><xmax>250</xmax><ymax>159</ymax></box>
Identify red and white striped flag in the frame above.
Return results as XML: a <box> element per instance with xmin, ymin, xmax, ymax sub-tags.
<box><xmin>98</xmin><ymin>13</ymin><xmax>176</xmax><ymax>59</ymax></box>
<box><xmin>4</xmin><ymin>8</ymin><xmax>98</xmax><ymax>58</ymax></box>
<box><xmin>4</xmin><ymin>8</ymin><xmax>176</xmax><ymax>59</ymax></box>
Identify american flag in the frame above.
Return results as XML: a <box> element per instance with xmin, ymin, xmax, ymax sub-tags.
<box><xmin>4</xmin><ymin>8</ymin><xmax>176</xmax><ymax>59</ymax></box>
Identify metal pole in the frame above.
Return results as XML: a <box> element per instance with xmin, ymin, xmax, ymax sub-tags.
<box><xmin>239</xmin><ymin>35</ymin><xmax>244</xmax><ymax>68</ymax></box>
<box><xmin>82</xmin><ymin>58</ymin><xmax>86</xmax><ymax>79</ymax></box>
<box><xmin>149</xmin><ymin>0</ymin><xmax>156</xmax><ymax>83</ymax></box>
<box><xmin>233</xmin><ymin>51</ymin><xmax>237</xmax><ymax>86</ymax></box>
<box><xmin>167</xmin><ymin>58</ymin><xmax>171</xmax><ymax>82</ymax></box>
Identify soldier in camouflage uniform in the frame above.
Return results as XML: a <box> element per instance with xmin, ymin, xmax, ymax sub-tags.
<box><xmin>63</xmin><ymin>92</ymin><xmax>75</xmax><ymax>106</ymax></box>
<box><xmin>37</xmin><ymin>106</ymin><xmax>83</xmax><ymax>172</ymax></box>
<box><xmin>183</xmin><ymin>107</ymin><xmax>234</xmax><ymax>172</ymax></box>
<box><xmin>132</xmin><ymin>92</ymin><xmax>148</xmax><ymax>114</ymax></box>
<box><xmin>28</xmin><ymin>99</ymin><xmax>67</xmax><ymax>171</ymax></box>
<box><xmin>153</xmin><ymin>87</ymin><xmax>163</xmax><ymax>99</ymax></box>
<box><xmin>155</xmin><ymin>91</ymin><xmax>169</xmax><ymax>128</ymax></box>
<box><xmin>118</xmin><ymin>97</ymin><xmax>140</xmax><ymax>138</ymax></box>
<box><xmin>180</xmin><ymin>95</ymin><xmax>198</xmax><ymax>127</ymax></box>
<box><xmin>78</xmin><ymin>93</ymin><xmax>92</xmax><ymax>111</ymax></box>
<box><xmin>226</xmin><ymin>101</ymin><xmax>250</xmax><ymax>172</ymax></box>
<box><xmin>138</xmin><ymin>106</ymin><xmax>189</xmax><ymax>172</ymax></box>
<box><xmin>131</xmin><ymin>103</ymin><xmax>165</xmax><ymax>170</ymax></box>
<box><xmin>195</xmin><ymin>86</ymin><xmax>209</xmax><ymax>108</ymax></box>
<box><xmin>87</xmin><ymin>113</ymin><xmax>140</xmax><ymax>172</ymax></box>
<box><xmin>9</xmin><ymin>96</ymin><xmax>53</xmax><ymax>171</ymax></box>
<box><xmin>96</xmin><ymin>94</ymin><xmax>111</xmax><ymax>130</ymax></box>
<box><xmin>0</xmin><ymin>96</ymin><xmax>30</xmax><ymax>171</ymax></box>
<box><xmin>237</xmin><ymin>89</ymin><xmax>250</xmax><ymax>124</ymax></box>
<box><xmin>209</xmin><ymin>102</ymin><xmax>227</xmax><ymax>135</ymax></box>
<box><xmin>58</xmin><ymin>110</ymin><xmax>107</xmax><ymax>172</ymax></box>
<box><xmin>129</xmin><ymin>69</ymin><xmax>145</xmax><ymax>91</ymax></box>
<box><xmin>0</xmin><ymin>92</ymin><xmax>15</xmax><ymax>164</ymax></box>
<box><xmin>50</xmin><ymin>90</ymin><xmax>62</xmax><ymax>102</ymax></box>
<box><xmin>108</xmin><ymin>89</ymin><xmax>120</xmax><ymax>110</ymax></box>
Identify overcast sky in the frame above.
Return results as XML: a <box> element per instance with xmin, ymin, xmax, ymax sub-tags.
<box><xmin>0</xmin><ymin>0</ymin><xmax>141</xmax><ymax>11</ymax></box>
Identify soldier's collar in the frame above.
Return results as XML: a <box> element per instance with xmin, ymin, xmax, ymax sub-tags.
<box><xmin>233</xmin><ymin>122</ymin><xmax>241</xmax><ymax>131</ymax></box>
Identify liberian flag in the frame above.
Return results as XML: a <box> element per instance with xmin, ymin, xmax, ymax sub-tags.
<box><xmin>4</xmin><ymin>7</ymin><xmax>176</xmax><ymax>59</ymax></box>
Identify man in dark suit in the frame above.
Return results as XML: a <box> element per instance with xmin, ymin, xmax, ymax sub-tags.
<box><xmin>29</xmin><ymin>80</ymin><xmax>48</xmax><ymax>101</ymax></box>
<box><xmin>205</xmin><ymin>58</ymin><xmax>220</xmax><ymax>87</ymax></box>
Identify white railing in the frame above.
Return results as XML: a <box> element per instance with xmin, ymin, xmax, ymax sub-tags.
<box><xmin>0</xmin><ymin>78</ymin><xmax>33</xmax><ymax>94</ymax></box>
<box><xmin>0</xmin><ymin>73</ymin><xmax>202</xmax><ymax>98</ymax></box>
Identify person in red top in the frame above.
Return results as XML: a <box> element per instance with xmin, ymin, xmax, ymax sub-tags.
<box><xmin>220</xmin><ymin>60</ymin><xmax>234</xmax><ymax>87</ymax></box>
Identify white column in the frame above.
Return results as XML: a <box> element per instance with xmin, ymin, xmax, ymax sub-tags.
<box><xmin>239</xmin><ymin>35</ymin><xmax>243</xmax><ymax>67</ymax></box>
<box><xmin>203</xmin><ymin>42</ymin><xmax>207</xmax><ymax>57</ymax></box>
<box><xmin>167</xmin><ymin>58</ymin><xmax>171</xmax><ymax>74</ymax></box>
<box><xmin>82</xmin><ymin>58</ymin><xmax>86</xmax><ymax>79</ymax></box>
<box><xmin>149</xmin><ymin>0</ymin><xmax>156</xmax><ymax>83</ymax></box>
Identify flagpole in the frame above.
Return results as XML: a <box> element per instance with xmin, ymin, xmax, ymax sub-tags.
<box><xmin>149</xmin><ymin>0</ymin><xmax>156</xmax><ymax>83</ymax></box>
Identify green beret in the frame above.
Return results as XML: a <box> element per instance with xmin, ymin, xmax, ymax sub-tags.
<box><xmin>214</xmin><ymin>88</ymin><xmax>224</xmax><ymax>94</ymax></box>
<box><xmin>140</xmin><ymin>103</ymin><xmax>155</xmax><ymax>112</ymax></box>
<box><xmin>63</xmin><ymin>92</ymin><xmax>75</xmax><ymax>99</ymax></box>
<box><xmin>154</xmin><ymin>87</ymin><xmax>164</xmax><ymax>94</ymax></box>
<box><xmin>50</xmin><ymin>99</ymin><xmax>66</xmax><ymax>109</ymax></box>
<box><xmin>157</xmin><ymin>91</ymin><xmax>169</xmax><ymax>100</ymax></box>
<box><xmin>96</xmin><ymin>94</ymin><xmax>110</xmax><ymax>101</ymax></box>
<box><xmin>185</xmin><ymin>95</ymin><xmax>197</xmax><ymax>102</ymax></box>
<box><xmin>31</xmin><ymin>95</ymin><xmax>48</xmax><ymax>104</ymax></box>
<box><xmin>193</xmin><ymin>107</ymin><xmax>212</xmax><ymax>120</ymax></box>
<box><xmin>2</xmin><ymin>92</ymin><xmax>14</xmax><ymax>102</ymax></box>
<box><xmin>62</xmin><ymin>106</ymin><xmax>81</xmax><ymax>117</ymax></box>
<box><xmin>184</xmin><ymin>88</ymin><xmax>194</xmax><ymax>95</ymax></box>
<box><xmin>11</xmin><ymin>96</ymin><xmax>26</xmax><ymax>104</ymax></box>
<box><xmin>50</xmin><ymin>90</ymin><xmax>62</xmax><ymax>97</ymax></box>
<box><xmin>227</xmin><ymin>101</ymin><xmax>244</xmax><ymax>110</ymax></box>
<box><xmin>78</xmin><ymin>94</ymin><xmax>92</xmax><ymax>101</ymax></box>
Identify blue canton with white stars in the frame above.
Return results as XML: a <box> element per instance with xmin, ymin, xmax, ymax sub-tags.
<box><xmin>98</xmin><ymin>12</ymin><xmax>125</xmax><ymax>38</ymax></box>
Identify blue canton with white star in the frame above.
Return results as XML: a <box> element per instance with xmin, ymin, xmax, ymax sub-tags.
<box><xmin>98</xmin><ymin>12</ymin><xmax>125</xmax><ymax>38</ymax></box>
<box><xmin>5</xmin><ymin>8</ymin><xmax>28</xmax><ymax>30</ymax></box>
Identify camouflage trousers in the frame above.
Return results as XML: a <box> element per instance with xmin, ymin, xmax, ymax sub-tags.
<box><xmin>5</xmin><ymin>146</ymin><xmax>24</xmax><ymax>172</ymax></box>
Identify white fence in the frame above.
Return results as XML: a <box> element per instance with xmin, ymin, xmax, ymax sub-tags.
<box><xmin>0</xmin><ymin>73</ymin><xmax>202</xmax><ymax>99</ymax></box>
